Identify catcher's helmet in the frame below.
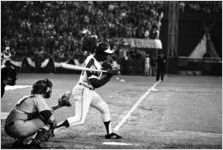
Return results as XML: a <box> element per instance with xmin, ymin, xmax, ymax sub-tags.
<box><xmin>1</xmin><ymin>66</ymin><xmax>17</xmax><ymax>86</ymax></box>
<box><xmin>31</xmin><ymin>79</ymin><xmax>52</xmax><ymax>98</ymax></box>
<box><xmin>95</xmin><ymin>42</ymin><xmax>114</xmax><ymax>61</ymax></box>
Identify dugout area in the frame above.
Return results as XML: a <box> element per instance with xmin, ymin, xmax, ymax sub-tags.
<box><xmin>1</xmin><ymin>74</ymin><xmax>222</xmax><ymax>149</ymax></box>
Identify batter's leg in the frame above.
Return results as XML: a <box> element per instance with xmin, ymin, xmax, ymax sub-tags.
<box><xmin>56</xmin><ymin>88</ymin><xmax>93</xmax><ymax>128</ymax></box>
<box><xmin>91</xmin><ymin>92</ymin><xmax>122</xmax><ymax>139</ymax></box>
<box><xmin>91</xmin><ymin>92</ymin><xmax>112</xmax><ymax>135</ymax></box>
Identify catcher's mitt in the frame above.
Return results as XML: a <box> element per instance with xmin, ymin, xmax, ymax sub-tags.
<box><xmin>58</xmin><ymin>91</ymin><xmax>72</xmax><ymax>107</ymax></box>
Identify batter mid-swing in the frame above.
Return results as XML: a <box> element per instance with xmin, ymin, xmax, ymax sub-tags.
<box><xmin>57</xmin><ymin>42</ymin><xmax>122</xmax><ymax>139</ymax></box>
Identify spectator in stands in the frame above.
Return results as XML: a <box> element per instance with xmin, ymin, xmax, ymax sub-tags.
<box><xmin>150</xmin><ymin>25</ymin><xmax>159</xmax><ymax>39</ymax></box>
<box><xmin>1</xmin><ymin>47</ymin><xmax>12</xmax><ymax>66</ymax></box>
<box><xmin>144</xmin><ymin>29</ymin><xmax>150</xmax><ymax>39</ymax></box>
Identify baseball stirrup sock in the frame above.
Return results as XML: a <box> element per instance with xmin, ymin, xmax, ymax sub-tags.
<box><xmin>104</xmin><ymin>121</ymin><xmax>111</xmax><ymax>135</ymax></box>
<box><xmin>56</xmin><ymin>119</ymin><xmax>70</xmax><ymax>128</ymax></box>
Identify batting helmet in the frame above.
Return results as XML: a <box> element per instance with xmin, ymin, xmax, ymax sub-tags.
<box><xmin>31</xmin><ymin>79</ymin><xmax>53</xmax><ymax>98</ymax></box>
<box><xmin>1</xmin><ymin>66</ymin><xmax>17</xmax><ymax>86</ymax></box>
<box><xmin>95</xmin><ymin>42</ymin><xmax>114</xmax><ymax>61</ymax></box>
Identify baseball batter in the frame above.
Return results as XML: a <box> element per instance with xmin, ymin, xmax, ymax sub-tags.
<box><xmin>57</xmin><ymin>42</ymin><xmax>122</xmax><ymax>139</ymax></box>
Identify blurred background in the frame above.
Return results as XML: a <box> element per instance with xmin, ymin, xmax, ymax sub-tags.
<box><xmin>1</xmin><ymin>1</ymin><xmax>222</xmax><ymax>76</ymax></box>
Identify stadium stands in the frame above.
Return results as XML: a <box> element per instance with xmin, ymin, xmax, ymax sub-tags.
<box><xmin>1</xmin><ymin>1</ymin><xmax>221</xmax><ymax>75</ymax></box>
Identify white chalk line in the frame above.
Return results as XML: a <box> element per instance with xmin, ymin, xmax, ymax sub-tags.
<box><xmin>113</xmin><ymin>80</ymin><xmax>161</xmax><ymax>132</ymax></box>
<box><xmin>1</xmin><ymin>112</ymin><xmax>9</xmax><ymax>119</ymax></box>
<box><xmin>5</xmin><ymin>85</ymin><xmax>31</xmax><ymax>91</ymax></box>
<box><xmin>102</xmin><ymin>142</ymin><xmax>133</xmax><ymax>145</ymax></box>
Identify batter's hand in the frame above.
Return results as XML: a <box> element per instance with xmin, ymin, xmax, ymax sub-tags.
<box><xmin>107</xmin><ymin>69</ymin><xmax>119</xmax><ymax>76</ymax></box>
<box><xmin>102</xmin><ymin>61</ymin><xmax>112</xmax><ymax>70</ymax></box>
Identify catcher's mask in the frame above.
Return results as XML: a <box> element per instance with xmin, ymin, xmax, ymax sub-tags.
<box><xmin>31</xmin><ymin>79</ymin><xmax>52</xmax><ymax>98</ymax></box>
<box><xmin>95</xmin><ymin>42</ymin><xmax>114</xmax><ymax>61</ymax></box>
<box><xmin>1</xmin><ymin>66</ymin><xmax>17</xmax><ymax>86</ymax></box>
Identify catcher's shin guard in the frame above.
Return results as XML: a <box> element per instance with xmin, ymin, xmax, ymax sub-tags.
<box><xmin>31</xmin><ymin>127</ymin><xmax>55</xmax><ymax>145</ymax></box>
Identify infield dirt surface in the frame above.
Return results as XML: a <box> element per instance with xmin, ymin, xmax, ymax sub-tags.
<box><xmin>1</xmin><ymin>73</ymin><xmax>222</xmax><ymax>149</ymax></box>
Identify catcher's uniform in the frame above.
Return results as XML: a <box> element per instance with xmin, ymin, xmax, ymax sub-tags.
<box><xmin>5</xmin><ymin>94</ymin><xmax>53</xmax><ymax>139</ymax></box>
<box><xmin>66</xmin><ymin>54</ymin><xmax>111</xmax><ymax>132</ymax></box>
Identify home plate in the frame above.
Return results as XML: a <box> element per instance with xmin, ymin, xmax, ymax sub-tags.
<box><xmin>103</xmin><ymin>142</ymin><xmax>132</xmax><ymax>146</ymax></box>
<box><xmin>120</xmin><ymin>79</ymin><xmax>125</xmax><ymax>82</ymax></box>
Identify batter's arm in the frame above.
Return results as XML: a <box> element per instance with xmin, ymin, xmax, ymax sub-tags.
<box><xmin>89</xmin><ymin>75</ymin><xmax>111</xmax><ymax>89</ymax></box>
<box><xmin>89</xmin><ymin>69</ymin><xmax>118</xmax><ymax>89</ymax></box>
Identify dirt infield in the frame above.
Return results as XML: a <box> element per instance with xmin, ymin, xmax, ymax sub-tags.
<box><xmin>1</xmin><ymin>74</ymin><xmax>222</xmax><ymax>149</ymax></box>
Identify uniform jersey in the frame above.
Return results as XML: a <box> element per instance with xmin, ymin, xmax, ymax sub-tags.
<box><xmin>78</xmin><ymin>54</ymin><xmax>103</xmax><ymax>89</ymax></box>
<box><xmin>65</xmin><ymin>54</ymin><xmax>112</xmax><ymax>128</ymax></box>
<box><xmin>5</xmin><ymin>94</ymin><xmax>52</xmax><ymax>125</ymax></box>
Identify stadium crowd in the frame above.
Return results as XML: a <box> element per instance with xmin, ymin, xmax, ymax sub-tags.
<box><xmin>1</xmin><ymin>1</ymin><xmax>221</xmax><ymax>63</ymax></box>
<box><xmin>1</xmin><ymin>1</ymin><xmax>164</xmax><ymax>59</ymax></box>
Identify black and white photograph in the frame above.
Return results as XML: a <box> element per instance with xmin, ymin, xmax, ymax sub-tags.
<box><xmin>1</xmin><ymin>1</ymin><xmax>222</xmax><ymax>149</ymax></box>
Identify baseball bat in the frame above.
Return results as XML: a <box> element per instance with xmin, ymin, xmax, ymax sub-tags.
<box><xmin>60</xmin><ymin>63</ymin><xmax>107</xmax><ymax>73</ymax></box>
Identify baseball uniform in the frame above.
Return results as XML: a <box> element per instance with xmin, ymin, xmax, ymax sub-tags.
<box><xmin>5</xmin><ymin>94</ymin><xmax>53</xmax><ymax>138</ymax></box>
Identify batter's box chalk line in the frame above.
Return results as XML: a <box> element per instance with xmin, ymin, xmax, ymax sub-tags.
<box><xmin>5</xmin><ymin>85</ymin><xmax>31</xmax><ymax>91</ymax></box>
<box><xmin>1</xmin><ymin>112</ymin><xmax>9</xmax><ymax>119</ymax></box>
<box><xmin>151</xmin><ymin>88</ymin><xmax>159</xmax><ymax>91</ymax></box>
<box><xmin>113</xmin><ymin>80</ymin><xmax>161</xmax><ymax>132</ymax></box>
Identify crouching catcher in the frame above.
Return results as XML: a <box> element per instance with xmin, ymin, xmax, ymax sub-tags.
<box><xmin>4</xmin><ymin>79</ymin><xmax>71</xmax><ymax>148</ymax></box>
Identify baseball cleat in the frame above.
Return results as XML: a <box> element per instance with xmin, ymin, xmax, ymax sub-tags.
<box><xmin>105</xmin><ymin>133</ymin><xmax>122</xmax><ymax>139</ymax></box>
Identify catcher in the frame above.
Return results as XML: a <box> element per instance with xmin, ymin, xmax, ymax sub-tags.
<box><xmin>57</xmin><ymin>42</ymin><xmax>122</xmax><ymax>139</ymax></box>
<box><xmin>4</xmin><ymin>79</ymin><xmax>71</xmax><ymax>148</ymax></box>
